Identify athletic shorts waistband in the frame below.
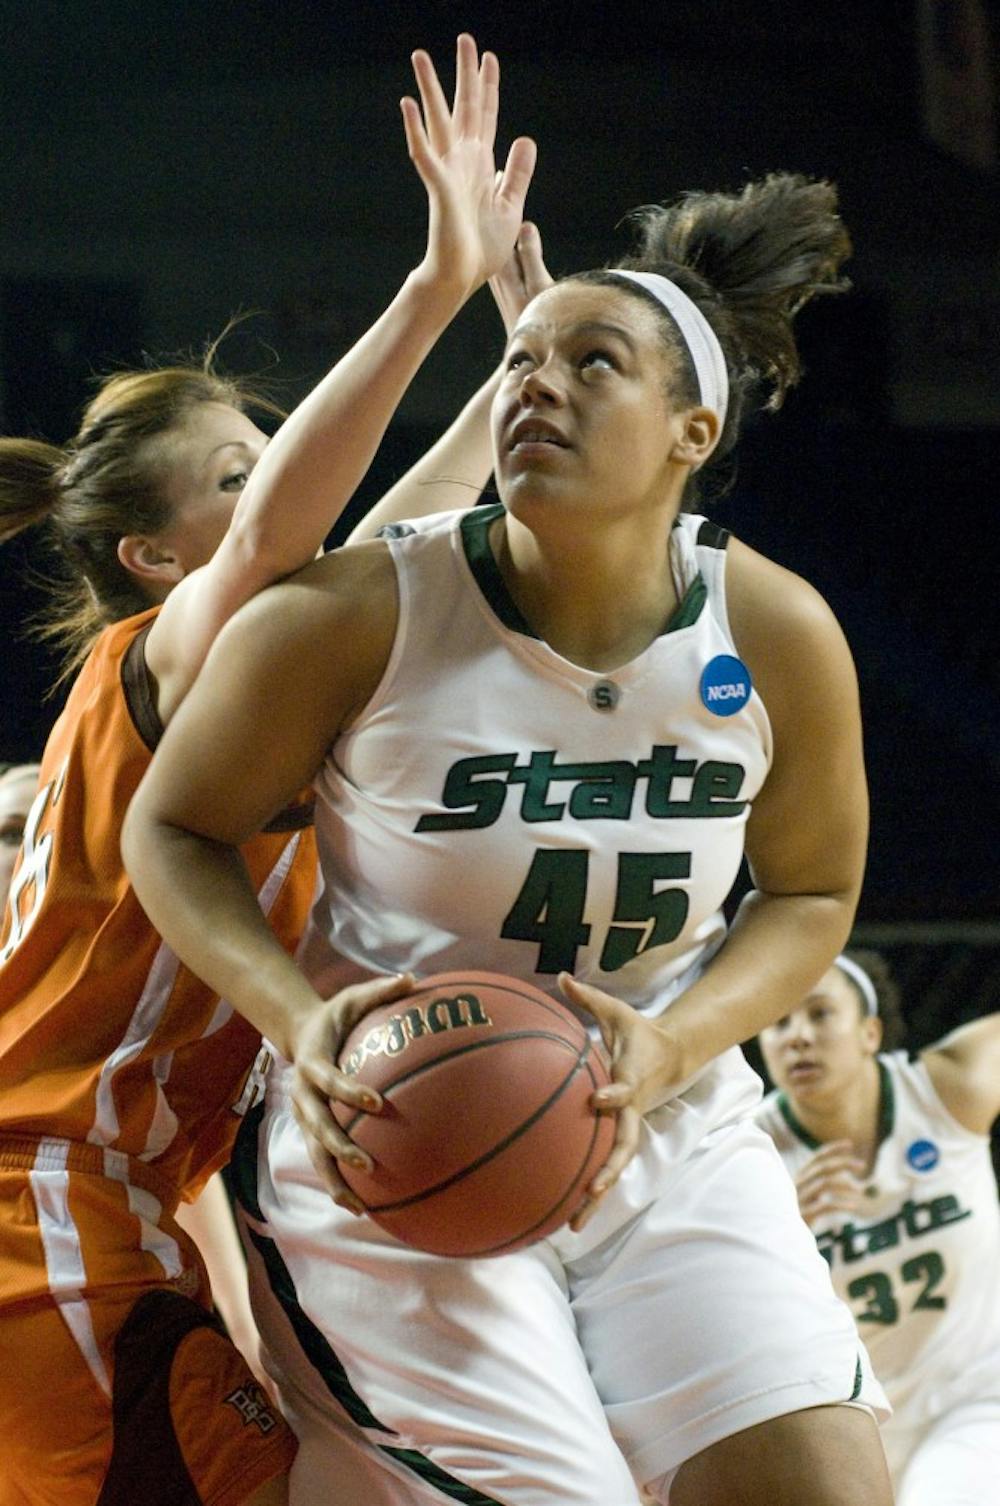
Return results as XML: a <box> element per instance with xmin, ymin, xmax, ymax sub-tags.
<box><xmin>0</xmin><ymin>1133</ymin><xmax>181</xmax><ymax>1212</ymax></box>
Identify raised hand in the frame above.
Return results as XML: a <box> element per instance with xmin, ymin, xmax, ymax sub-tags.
<box><xmin>489</xmin><ymin>220</ymin><xmax>555</xmax><ymax>335</ymax></box>
<box><xmin>401</xmin><ymin>35</ymin><xmax>537</xmax><ymax>299</ymax></box>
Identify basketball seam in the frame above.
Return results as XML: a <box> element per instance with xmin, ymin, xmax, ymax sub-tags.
<box><xmin>338</xmin><ymin>1029</ymin><xmax>583</xmax><ymax>1135</ymax></box>
<box><xmin>467</xmin><ymin>1056</ymin><xmax>610</xmax><ymax>1257</ymax></box>
<box><xmin>360</xmin><ymin>1040</ymin><xmax>599</xmax><ymax>1215</ymax></box>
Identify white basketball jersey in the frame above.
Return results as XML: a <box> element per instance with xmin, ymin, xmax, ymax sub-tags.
<box><xmin>756</xmin><ymin>1051</ymin><xmax>1000</xmax><ymax>1426</ymax></box>
<box><xmin>308</xmin><ymin>506</ymin><xmax>770</xmax><ymax>1038</ymax></box>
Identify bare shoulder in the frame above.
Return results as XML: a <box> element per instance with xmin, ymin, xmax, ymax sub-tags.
<box><xmin>725</xmin><ymin>537</ymin><xmax>859</xmax><ymax>717</ymax></box>
<box><xmin>731</xmin><ymin>535</ymin><xmax>867</xmax><ymax>902</ymax></box>
<box><xmin>206</xmin><ymin>538</ymin><xmax>401</xmax><ymax>729</ymax></box>
<box><xmin>146</xmin><ymin>538</ymin><xmax>400</xmax><ymax>725</ymax></box>
<box><xmin>223</xmin><ymin>539</ymin><xmax>397</xmax><ymax>642</ymax></box>
<box><xmin>922</xmin><ymin>1014</ymin><xmax>1000</xmax><ymax>1134</ymax></box>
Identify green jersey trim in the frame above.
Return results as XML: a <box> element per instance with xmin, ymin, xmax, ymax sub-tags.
<box><xmin>232</xmin><ymin>1110</ymin><xmax>505</xmax><ymax>1504</ymax></box>
<box><xmin>459</xmin><ymin>504</ymin><xmax>707</xmax><ymax>640</ymax></box>
<box><xmin>777</xmin><ymin>1059</ymin><xmax>895</xmax><ymax>1151</ymax></box>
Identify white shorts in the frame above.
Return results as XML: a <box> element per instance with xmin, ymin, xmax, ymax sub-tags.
<box><xmin>887</xmin><ymin>1395</ymin><xmax>1000</xmax><ymax>1506</ymax></box>
<box><xmin>235</xmin><ymin>1053</ymin><xmax>888</xmax><ymax>1505</ymax></box>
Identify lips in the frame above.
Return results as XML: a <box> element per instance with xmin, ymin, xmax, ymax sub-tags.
<box><xmin>788</xmin><ymin>1061</ymin><xmax>822</xmax><ymax>1081</ymax></box>
<box><xmin>507</xmin><ymin>417</ymin><xmax>569</xmax><ymax>452</ymax></box>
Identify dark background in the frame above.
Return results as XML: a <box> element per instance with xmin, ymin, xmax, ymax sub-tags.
<box><xmin>1</xmin><ymin>2</ymin><xmax>998</xmax><ymax>1032</ymax></box>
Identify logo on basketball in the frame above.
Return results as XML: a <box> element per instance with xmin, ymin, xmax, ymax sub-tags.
<box><xmin>334</xmin><ymin>972</ymin><xmax>616</xmax><ymax>1257</ymax></box>
<box><xmin>340</xmin><ymin>991</ymin><xmax>493</xmax><ymax>1078</ymax></box>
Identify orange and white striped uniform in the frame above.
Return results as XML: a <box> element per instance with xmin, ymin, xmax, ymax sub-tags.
<box><xmin>0</xmin><ymin>608</ymin><xmax>316</xmax><ymax>1506</ymax></box>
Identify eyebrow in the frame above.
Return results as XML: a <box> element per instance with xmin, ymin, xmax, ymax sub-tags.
<box><xmin>197</xmin><ymin>439</ymin><xmax>262</xmax><ymax>476</ymax></box>
<box><xmin>508</xmin><ymin>320</ymin><xmax>639</xmax><ymax>352</ymax></box>
<box><xmin>206</xmin><ymin>440</ymin><xmax>257</xmax><ymax>459</ymax></box>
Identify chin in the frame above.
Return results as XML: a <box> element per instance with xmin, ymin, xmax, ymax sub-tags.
<box><xmin>501</xmin><ymin>488</ymin><xmax>559</xmax><ymax>524</ymax></box>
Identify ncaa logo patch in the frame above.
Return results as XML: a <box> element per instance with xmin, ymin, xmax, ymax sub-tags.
<box><xmin>906</xmin><ymin>1139</ymin><xmax>940</xmax><ymax>1172</ymax></box>
<box><xmin>700</xmin><ymin>655</ymin><xmax>752</xmax><ymax>717</ymax></box>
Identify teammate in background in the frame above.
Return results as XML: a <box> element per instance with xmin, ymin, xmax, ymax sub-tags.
<box><xmin>126</xmin><ymin>156</ymin><xmax>895</xmax><ymax>1505</ymax></box>
<box><xmin>0</xmin><ymin>762</ymin><xmax>40</xmax><ymax>906</ymax></box>
<box><xmin>756</xmin><ymin>950</ymin><xmax>1000</xmax><ymax>1505</ymax></box>
<box><xmin>0</xmin><ymin>37</ymin><xmax>535</xmax><ymax>1506</ymax></box>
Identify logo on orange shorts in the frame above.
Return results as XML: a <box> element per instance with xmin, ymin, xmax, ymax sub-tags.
<box><xmin>225</xmin><ymin>1382</ymin><xmax>278</xmax><ymax>1434</ymax></box>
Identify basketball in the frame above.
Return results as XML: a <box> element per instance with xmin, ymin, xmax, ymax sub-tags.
<box><xmin>333</xmin><ymin>971</ymin><xmax>615</xmax><ymax>1257</ymax></box>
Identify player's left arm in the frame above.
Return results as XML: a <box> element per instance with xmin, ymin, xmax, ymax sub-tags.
<box><xmin>922</xmin><ymin>1014</ymin><xmax>1000</xmax><ymax>1134</ymax></box>
<box><xmin>565</xmin><ymin>542</ymin><xmax>867</xmax><ymax>1222</ymax></box>
<box><xmin>345</xmin><ymin>368</ymin><xmax>501</xmax><ymax>542</ymax></box>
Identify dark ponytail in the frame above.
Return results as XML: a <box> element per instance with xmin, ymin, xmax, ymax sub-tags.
<box><xmin>575</xmin><ymin>173</ymin><xmax>852</xmax><ymax>503</ymax></box>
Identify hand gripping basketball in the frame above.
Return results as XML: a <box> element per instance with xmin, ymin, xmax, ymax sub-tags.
<box><xmin>333</xmin><ymin>971</ymin><xmax>615</xmax><ymax>1257</ymax></box>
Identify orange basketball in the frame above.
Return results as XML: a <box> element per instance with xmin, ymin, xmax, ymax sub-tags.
<box><xmin>333</xmin><ymin>971</ymin><xmax>615</xmax><ymax>1257</ymax></box>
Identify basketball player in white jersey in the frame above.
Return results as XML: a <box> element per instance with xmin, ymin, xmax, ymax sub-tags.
<box><xmin>125</xmin><ymin>137</ymin><xmax>894</xmax><ymax>1506</ymax></box>
<box><xmin>756</xmin><ymin>951</ymin><xmax>1000</xmax><ymax>1505</ymax></box>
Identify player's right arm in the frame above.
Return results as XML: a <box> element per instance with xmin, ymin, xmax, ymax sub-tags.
<box><xmin>123</xmin><ymin>545</ymin><xmax>409</xmax><ymax>1207</ymax></box>
<box><xmin>563</xmin><ymin>542</ymin><xmax>868</xmax><ymax>1227</ymax></box>
<box><xmin>147</xmin><ymin>36</ymin><xmax>535</xmax><ymax>721</ymax></box>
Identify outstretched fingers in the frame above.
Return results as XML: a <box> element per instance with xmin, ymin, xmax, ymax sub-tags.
<box><xmin>290</xmin><ymin>970</ymin><xmax>417</xmax><ymax>1209</ymax></box>
<box><xmin>410</xmin><ymin>47</ymin><xmax>453</xmax><ymax>156</ymax></box>
<box><xmin>479</xmin><ymin>48</ymin><xmax>500</xmax><ymax>153</ymax></box>
<box><xmin>495</xmin><ymin>135</ymin><xmax>538</xmax><ymax>218</ymax></box>
<box><xmin>570</xmin><ymin>1106</ymin><xmax>642</xmax><ymax>1231</ymax></box>
<box><xmin>451</xmin><ymin>32</ymin><xmax>481</xmax><ymax>142</ymax></box>
<box><xmin>515</xmin><ymin>222</ymin><xmax>552</xmax><ymax>295</ymax></box>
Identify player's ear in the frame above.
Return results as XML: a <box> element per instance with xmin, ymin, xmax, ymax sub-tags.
<box><xmin>670</xmin><ymin>407</ymin><xmax>720</xmax><ymax>470</ymax></box>
<box><xmin>118</xmin><ymin>534</ymin><xmax>185</xmax><ymax>592</ymax></box>
<box><xmin>861</xmin><ymin>1014</ymin><xmax>883</xmax><ymax>1054</ymax></box>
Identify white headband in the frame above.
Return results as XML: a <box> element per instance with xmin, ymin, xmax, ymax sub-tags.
<box><xmin>834</xmin><ymin>954</ymin><xmax>879</xmax><ymax>1017</ymax></box>
<box><xmin>610</xmin><ymin>269</ymin><xmax>729</xmax><ymax>427</ymax></box>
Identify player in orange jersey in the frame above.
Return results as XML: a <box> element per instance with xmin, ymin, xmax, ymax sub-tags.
<box><xmin>0</xmin><ymin>37</ymin><xmax>536</xmax><ymax>1506</ymax></box>
<box><xmin>0</xmin><ymin>762</ymin><xmax>40</xmax><ymax>908</ymax></box>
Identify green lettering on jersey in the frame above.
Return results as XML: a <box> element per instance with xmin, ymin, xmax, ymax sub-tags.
<box><xmin>501</xmin><ymin>848</ymin><xmax>692</xmax><ymax>974</ymax></box>
<box><xmin>416</xmin><ymin>747</ymin><xmax>746</xmax><ymax>832</ymax></box>
<box><xmin>416</xmin><ymin>754</ymin><xmax>517</xmax><ymax>831</ymax></box>
<box><xmin>846</xmin><ymin>1250</ymin><xmax>948</xmax><ymax>1327</ymax></box>
<box><xmin>818</xmin><ymin>1195</ymin><xmax>972</xmax><ymax>1267</ymax></box>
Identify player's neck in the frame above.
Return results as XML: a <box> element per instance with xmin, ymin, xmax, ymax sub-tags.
<box><xmin>792</xmin><ymin>1056</ymin><xmax>883</xmax><ymax>1168</ymax></box>
<box><xmin>494</xmin><ymin>513</ymin><xmax>680</xmax><ymax>671</ymax></box>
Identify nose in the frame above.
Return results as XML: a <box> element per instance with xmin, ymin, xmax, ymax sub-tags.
<box><xmin>786</xmin><ymin>1012</ymin><xmax>815</xmax><ymax>1048</ymax></box>
<box><xmin>518</xmin><ymin>360</ymin><xmax>564</xmax><ymax>407</ymax></box>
